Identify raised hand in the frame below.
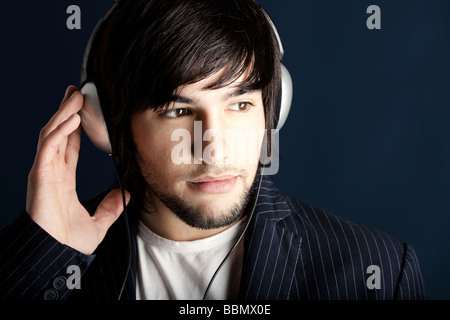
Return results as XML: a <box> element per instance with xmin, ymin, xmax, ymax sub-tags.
<box><xmin>25</xmin><ymin>85</ymin><xmax>129</xmax><ymax>255</ymax></box>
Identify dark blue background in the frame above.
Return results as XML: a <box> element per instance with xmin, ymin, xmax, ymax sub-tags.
<box><xmin>0</xmin><ymin>0</ymin><xmax>449</xmax><ymax>299</ymax></box>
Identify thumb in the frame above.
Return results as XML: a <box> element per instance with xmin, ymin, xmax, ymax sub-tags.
<box><xmin>92</xmin><ymin>188</ymin><xmax>131</xmax><ymax>239</ymax></box>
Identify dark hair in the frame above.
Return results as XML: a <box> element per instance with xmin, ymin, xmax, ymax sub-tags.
<box><xmin>86</xmin><ymin>0</ymin><xmax>281</xmax><ymax>213</ymax></box>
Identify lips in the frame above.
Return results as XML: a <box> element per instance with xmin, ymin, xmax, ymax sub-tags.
<box><xmin>188</xmin><ymin>175</ymin><xmax>238</xmax><ymax>193</ymax></box>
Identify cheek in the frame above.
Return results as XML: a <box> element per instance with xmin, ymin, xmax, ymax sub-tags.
<box><xmin>227</xmin><ymin>109</ymin><xmax>266</xmax><ymax>169</ymax></box>
<box><xmin>141</xmin><ymin>139</ymin><xmax>173</xmax><ymax>167</ymax></box>
<box><xmin>130</xmin><ymin>115</ymin><xmax>177</xmax><ymax>174</ymax></box>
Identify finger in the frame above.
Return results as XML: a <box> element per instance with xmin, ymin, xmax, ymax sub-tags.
<box><xmin>92</xmin><ymin>189</ymin><xmax>131</xmax><ymax>239</ymax></box>
<box><xmin>56</xmin><ymin>86</ymin><xmax>79</xmax><ymax>156</ymax></box>
<box><xmin>58</xmin><ymin>90</ymin><xmax>84</xmax><ymax>161</ymax></box>
<box><xmin>39</xmin><ymin>90</ymin><xmax>83</xmax><ymax>156</ymax></box>
<box><xmin>39</xmin><ymin>90</ymin><xmax>84</xmax><ymax>144</ymax></box>
<box><xmin>60</xmin><ymin>85</ymin><xmax>78</xmax><ymax>106</ymax></box>
<box><xmin>65</xmin><ymin>124</ymin><xmax>82</xmax><ymax>170</ymax></box>
<box><xmin>36</xmin><ymin>113</ymin><xmax>81</xmax><ymax>166</ymax></box>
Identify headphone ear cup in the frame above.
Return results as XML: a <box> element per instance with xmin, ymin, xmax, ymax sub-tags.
<box><xmin>79</xmin><ymin>82</ymin><xmax>113</xmax><ymax>154</ymax></box>
<box><xmin>276</xmin><ymin>63</ymin><xmax>293</xmax><ymax>130</ymax></box>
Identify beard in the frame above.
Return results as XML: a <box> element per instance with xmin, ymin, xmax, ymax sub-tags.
<box><xmin>150</xmin><ymin>183</ymin><xmax>251</xmax><ymax>230</ymax></box>
<box><xmin>141</xmin><ymin>165</ymin><xmax>255</xmax><ymax>230</ymax></box>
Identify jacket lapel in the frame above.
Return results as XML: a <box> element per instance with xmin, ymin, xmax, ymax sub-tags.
<box><xmin>239</xmin><ymin>179</ymin><xmax>302</xmax><ymax>300</ymax></box>
<box><xmin>86</xmin><ymin>178</ymin><xmax>302</xmax><ymax>300</ymax></box>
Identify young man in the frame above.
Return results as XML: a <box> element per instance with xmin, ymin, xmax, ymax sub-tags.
<box><xmin>0</xmin><ymin>0</ymin><xmax>427</xmax><ymax>300</ymax></box>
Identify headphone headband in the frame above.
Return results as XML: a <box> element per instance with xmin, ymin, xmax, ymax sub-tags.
<box><xmin>80</xmin><ymin>0</ymin><xmax>120</xmax><ymax>86</ymax></box>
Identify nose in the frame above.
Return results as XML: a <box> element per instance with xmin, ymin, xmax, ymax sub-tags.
<box><xmin>192</xmin><ymin>114</ymin><xmax>228</xmax><ymax>165</ymax></box>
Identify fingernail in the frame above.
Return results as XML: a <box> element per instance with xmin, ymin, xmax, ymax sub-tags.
<box><xmin>63</xmin><ymin>86</ymin><xmax>76</xmax><ymax>100</ymax></box>
<box><xmin>63</xmin><ymin>86</ymin><xmax>71</xmax><ymax>99</ymax></box>
<box><xmin>68</xmin><ymin>89</ymin><xmax>80</xmax><ymax>101</ymax></box>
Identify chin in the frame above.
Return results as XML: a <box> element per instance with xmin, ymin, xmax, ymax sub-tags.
<box><xmin>190</xmin><ymin>198</ymin><xmax>238</xmax><ymax>216</ymax></box>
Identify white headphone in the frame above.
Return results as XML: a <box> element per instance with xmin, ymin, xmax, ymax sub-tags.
<box><xmin>79</xmin><ymin>0</ymin><xmax>293</xmax><ymax>155</ymax></box>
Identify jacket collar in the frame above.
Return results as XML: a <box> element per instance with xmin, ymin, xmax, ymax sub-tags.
<box><xmin>239</xmin><ymin>176</ymin><xmax>302</xmax><ymax>300</ymax></box>
<box><xmin>113</xmin><ymin>176</ymin><xmax>302</xmax><ymax>300</ymax></box>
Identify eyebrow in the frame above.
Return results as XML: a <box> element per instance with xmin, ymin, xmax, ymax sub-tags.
<box><xmin>169</xmin><ymin>87</ymin><xmax>260</xmax><ymax>105</ymax></box>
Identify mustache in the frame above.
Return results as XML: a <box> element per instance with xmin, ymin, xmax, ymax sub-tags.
<box><xmin>181</xmin><ymin>165</ymin><xmax>249</xmax><ymax>181</ymax></box>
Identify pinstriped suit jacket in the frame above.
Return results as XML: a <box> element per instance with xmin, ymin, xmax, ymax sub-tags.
<box><xmin>0</xmin><ymin>177</ymin><xmax>427</xmax><ymax>300</ymax></box>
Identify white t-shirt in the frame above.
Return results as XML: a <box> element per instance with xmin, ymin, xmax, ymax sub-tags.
<box><xmin>135</xmin><ymin>219</ymin><xmax>246</xmax><ymax>300</ymax></box>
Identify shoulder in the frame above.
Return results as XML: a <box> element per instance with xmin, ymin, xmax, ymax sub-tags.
<box><xmin>257</xmin><ymin>175</ymin><xmax>405</xmax><ymax>257</ymax></box>
<box><xmin>259</xmin><ymin>177</ymin><xmax>404</xmax><ymax>253</ymax></box>
<box><xmin>287</xmin><ymin>196</ymin><xmax>406</xmax><ymax>257</ymax></box>
<box><xmin>258</xmin><ymin>178</ymin><xmax>427</xmax><ymax>299</ymax></box>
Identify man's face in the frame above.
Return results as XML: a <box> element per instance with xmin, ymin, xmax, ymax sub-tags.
<box><xmin>130</xmin><ymin>68</ymin><xmax>265</xmax><ymax>232</ymax></box>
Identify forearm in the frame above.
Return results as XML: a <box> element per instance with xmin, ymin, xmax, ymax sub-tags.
<box><xmin>0</xmin><ymin>212</ymin><xmax>95</xmax><ymax>300</ymax></box>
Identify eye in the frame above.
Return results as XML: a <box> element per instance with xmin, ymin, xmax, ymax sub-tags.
<box><xmin>228</xmin><ymin>102</ymin><xmax>252</xmax><ymax>112</ymax></box>
<box><xmin>160</xmin><ymin>108</ymin><xmax>191</xmax><ymax>118</ymax></box>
